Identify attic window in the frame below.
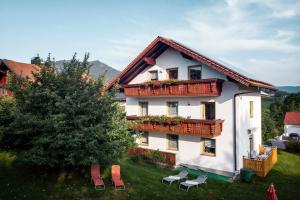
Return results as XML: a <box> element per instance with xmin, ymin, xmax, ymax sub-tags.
<box><xmin>167</xmin><ymin>68</ymin><xmax>178</xmax><ymax>80</ymax></box>
<box><xmin>149</xmin><ymin>70</ymin><xmax>158</xmax><ymax>81</ymax></box>
<box><xmin>188</xmin><ymin>65</ymin><xmax>202</xmax><ymax>80</ymax></box>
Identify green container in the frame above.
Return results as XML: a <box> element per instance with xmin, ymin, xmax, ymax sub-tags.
<box><xmin>240</xmin><ymin>168</ymin><xmax>254</xmax><ymax>183</ymax></box>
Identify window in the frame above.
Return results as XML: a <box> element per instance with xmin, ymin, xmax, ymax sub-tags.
<box><xmin>167</xmin><ymin>134</ymin><xmax>178</xmax><ymax>150</ymax></box>
<box><xmin>167</xmin><ymin>68</ymin><xmax>178</xmax><ymax>80</ymax></box>
<box><xmin>200</xmin><ymin>102</ymin><xmax>215</xmax><ymax>120</ymax></box>
<box><xmin>167</xmin><ymin>102</ymin><xmax>178</xmax><ymax>116</ymax></box>
<box><xmin>149</xmin><ymin>70</ymin><xmax>158</xmax><ymax>80</ymax></box>
<box><xmin>249</xmin><ymin>101</ymin><xmax>254</xmax><ymax>118</ymax></box>
<box><xmin>188</xmin><ymin>65</ymin><xmax>202</xmax><ymax>80</ymax></box>
<box><xmin>249</xmin><ymin>134</ymin><xmax>253</xmax><ymax>153</ymax></box>
<box><xmin>139</xmin><ymin>102</ymin><xmax>148</xmax><ymax>116</ymax></box>
<box><xmin>139</xmin><ymin>131</ymin><xmax>149</xmax><ymax>145</ymax></box>
<box><xmin>200</xmin><ymin>138</ymin><xmax>216</xmax><ymax>156</ymax></box>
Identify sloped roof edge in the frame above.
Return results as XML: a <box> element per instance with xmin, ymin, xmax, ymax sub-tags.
<box><xmin>2</xmin><ymin>59</ymin><xmax>40</xmax><ymax>80</ymax></box>
<box><xmin>106</xmin><ymin>36</ymin><xmax>274</xmax><ymax>90</ymax></box>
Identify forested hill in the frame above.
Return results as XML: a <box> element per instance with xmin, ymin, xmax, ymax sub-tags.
<box><xmin>276</xmin><ymin>86</ymin><xmax>300</xmax><ymax>93</ymax></box>
<box><xmin>55</xmin><ymin>60</ymin><xmax>119</xmax><ymax>82</ymax></box>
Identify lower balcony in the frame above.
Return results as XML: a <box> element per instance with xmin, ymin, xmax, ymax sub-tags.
<box><xmin>127</xmin><ymin>116</ymin><xmax>224</xmax><ymax>138</ymax></box>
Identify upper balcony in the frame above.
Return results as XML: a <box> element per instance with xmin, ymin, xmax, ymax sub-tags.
<box><xmin>121</xmin><ymin>78</ymin><xmax>224</xmax><ymax>97</ymax></box>
<box><xmin>127</xmin><ymin>115</ymin><xmax>224</xmax><ymax>138</ymax></box>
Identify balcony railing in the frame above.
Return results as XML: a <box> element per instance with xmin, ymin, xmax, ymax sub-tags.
<box><xmin>243</xmin><ymin>147</ymin><xmax>277</xmax><ymax>178</ymax></box>
<box><xmin>127</xmin><ymin>116</ymin><xmax>224</xmax><ymax>137</ymax></box>
<box><xmin>122</xmin><ymin>79</ymin><xmax>224</xmax><ymax>97</ymax></box>
<box><xmin>128</xmin><ymin>147</ymin><xmax>176</xmax><ymax>166</ymax></box>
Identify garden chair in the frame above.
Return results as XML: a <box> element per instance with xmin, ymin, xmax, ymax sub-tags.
<box><xmin>161</xmin><ymin>169</ymin><xmax>188</xmax><ymax>185</ymax></box>
<box><xmin>179</xmin><ymin>174</ymin><xmax>208</xmax><ymax>191</ymax></box>
<box><xmin>111</xmin><ymin>165</ymin><xmax>125</xmax><ymax>190</ymax></box>
<box><xmin>90</xmin><ymin>164</ymin><xmax>105</xmax><ymax>190</ymax></box>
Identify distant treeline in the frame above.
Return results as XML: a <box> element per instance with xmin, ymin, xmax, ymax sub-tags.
<box><xmin>262</xmin><ymin>91</ymin><xmax>300</xmax><ymax>142</ymax></box>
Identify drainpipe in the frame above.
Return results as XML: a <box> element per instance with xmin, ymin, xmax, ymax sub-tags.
<box><xmin>233</xmin><ymin>90</ymin><xmax>258</xmax><ymax>171</ymax></box>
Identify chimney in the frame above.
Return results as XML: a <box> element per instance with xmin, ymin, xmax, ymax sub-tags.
<box><xmin>31</xmin><ymin>54</ymin><xmax>41</xmax><ymax>65</ymax></box>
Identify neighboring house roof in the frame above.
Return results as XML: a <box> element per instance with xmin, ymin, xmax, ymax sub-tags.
<box><xmin>107</xmin><ymin>36</ymin><xmax>274</xmax><ymax>90</ymax></box>
<box><xmin>2</xmin><ymin>59</ymin><xmax>40</xmax><ymax>80</ymax></box>
<box><xmin>284</xmin><ymin>112</ymin><xmax>300</xmax><ymax>125</ymax></box>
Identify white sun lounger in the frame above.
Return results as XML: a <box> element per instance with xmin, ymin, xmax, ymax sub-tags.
<box><xmin>179</xmin><ymin>174</ymin><xmax>208</xmax><ymax>191</ymax></box>
<box><xmin>162</xmin><ymin>169</ymin><xmax>189</xmax><ymax>185</ymax></box>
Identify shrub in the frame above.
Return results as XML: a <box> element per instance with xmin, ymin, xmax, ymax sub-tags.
<box><xmin>141</xmin><ymin>115</ymin><xmax>184</xmax><ymax>125</ymax></box>
<box><xmin>130</xmin><ymin>153</ymin><xmax>143</xmax><ymax>163</ymax></box>
<box><xmin>285</xmin><ymin>141</ymin><xmax>300</xmax><ymax>153</ymax></box>
<box><xmin>143</xmin><ymin>150</ymin><xmax>165</xmax><ymax>163</ymax></box>
<box><xmin>0</xmin><ymin>97</ymin><xmax>16</xmax><ymax>149</ymax></box>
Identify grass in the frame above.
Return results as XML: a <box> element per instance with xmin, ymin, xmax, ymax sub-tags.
<box><xmin>0</xmin><ymin>150</ymin><xmax>299</xmax><ymax>200</ymax></box>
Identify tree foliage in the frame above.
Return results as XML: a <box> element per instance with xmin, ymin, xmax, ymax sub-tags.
<box><xmin>0</xmin><ymin>54</ymin><xmax>133</xmax><ymax>167</ymax></box>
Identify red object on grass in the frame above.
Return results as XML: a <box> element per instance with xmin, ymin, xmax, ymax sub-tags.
<box><xmin>90</xmin><ymin>164</ymin><xmax>105</xmax><ymax>190</ymax></box>
<box><xmin>111</xmin><ymin>165</ymin><xmax>125</xmax><ymax>190</ymax></box>
<box><xmin>266</xmin><ymin>183</ymin><xmax>278</xmax><ymax>200</ymax></box>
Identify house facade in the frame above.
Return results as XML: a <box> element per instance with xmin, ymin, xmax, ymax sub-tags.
<box><xmin>108</xmin><ymin>36</ymin><xmax>274</xmax><ymax>175</ymax></box>
<box><xmin>0</xmin><ymin>59</ymin><xmax>39</xmax><ymax>96</ymax></box>
<box><xmin>283</xmin><ymin>112</ymin><xmax>300</xmax><ymax>137</ymax></box>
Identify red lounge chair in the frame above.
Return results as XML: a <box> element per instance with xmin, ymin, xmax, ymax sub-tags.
<box><xmin>111</xmin><ymin>165</ymin><xmax>125</xmax><ymax>190</ymax></box>
<box><xmin>91</xmin><ymin>164</ymin><xmax>105</xmax><ymax>190</ymax></box>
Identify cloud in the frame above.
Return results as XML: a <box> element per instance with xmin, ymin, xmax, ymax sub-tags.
<box><xmin>105</xmin><ymin>0</ymin><xmax>300</xmax><ymax>85</ymax></box>
<box><xmin>100</xmin><ymin>34</ymin><xmax>156</xmax><ymax>69</ymax></box>
<box><xmin>258</xmin><ymin>0</ymin><xmax>300</xmax><ymax>18</ymax></box>
<box><xmin>247</xmin><ymin>57</ymin><xmax>300</xmax><ymax>85</ymax></box>
<box><xmin>165</xmin><ymin>0</ymin><xmax>300</xmax><ymax>55</ymax></box>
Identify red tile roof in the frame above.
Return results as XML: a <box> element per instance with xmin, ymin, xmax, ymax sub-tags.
<box><xmin>3</xmin><ymin>59</ymin><xmax>40</xmax><ymax>80</ymax></box>
<box><xmin>284</xmin><ymin>112</ymin><xmax>300</xmax><ymax>125</ymax></box>
<box><xmin>107</xmin><ymin>36</ymin><xmax>274</xmax><ymax>90</ymax></box>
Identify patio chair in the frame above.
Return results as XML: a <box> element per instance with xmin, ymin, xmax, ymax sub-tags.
<box><xmin>179</xmin><ymin>174</ymin><xmax>208</xmax><ymax>191</ymax></box>
<box><xmin>161</xmin><ymin>169</ymin><xmax>189</xmax><ymax>185</ymax></box>
<box><xmin>90</xmin><ymin>164</ymin><xmax>105</xmax><ymax>190</ymax></box>
<box><xmin>111</xmin><ymin>165</ymin><xmax>125</xmax><ymax>190</ymax></box>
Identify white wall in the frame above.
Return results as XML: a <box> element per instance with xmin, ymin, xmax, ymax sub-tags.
<box><xmin>125</xmin><ymin>46</ymin><xmax>263</xmax><ymax>173</ymax></box>
<box><xmin>284</xmin><ymin>125</ymin><xmax>300</xmax><ymax>136</ymax></box>
<box><xmin>129</xmin><ymin>48</ymin><xmax>227</xmax><ymax>84</ymax></box>
<box><xmin>130</xmin><ymin>81</ymin><xmax>240</xmax><ymax>173</ymax></box>
<box><xmin>236</xmin><ymin>93</ymin><xmax>262</xmax><ymax>170</ymax></box>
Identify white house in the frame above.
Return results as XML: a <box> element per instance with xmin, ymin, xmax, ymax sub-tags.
<box><xmin>108</xmin><ymin>36</ymin><xmax>274</xmax><ymax>177</ymax></box>
<box><xmin>284</xmin><ymin>112</ymin><xmax>300</xmax><ymax>137</ymax></box>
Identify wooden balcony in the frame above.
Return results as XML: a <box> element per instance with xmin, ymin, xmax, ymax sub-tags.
<box><xmin>243</xmin><ymin>147</ymin><xmax>277</xmax><ymax>178</ymax></box>
<box><xmin>127</xmin><ymin>116</ymin><xmax>224</xmax><ymax>138</ymax></box>
<box><xmin>122</xmin><ymin>79</ymin><xmax>223</xmax><ymax>97</ymax></box>
<box><xmin>128</xmin><ymin>147</ymin><xmax>176</xmax><ymax>166</ymax></box>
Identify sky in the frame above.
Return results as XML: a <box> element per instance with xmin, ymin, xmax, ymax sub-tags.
<box><xmin>0</xmin><ymin>0</ymin><xmax>300</xmax><ymax>86</ymax></box>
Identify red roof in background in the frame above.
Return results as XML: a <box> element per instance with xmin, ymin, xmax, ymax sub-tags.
<box><xmin>284</xmin><ymin>112</ymin><xmax>300</xmax><ymax>125</ymax></box>
<box><xmin>2</xmin><ymin>59</ymin><xmax>40</xmax><ymax>80</ymax></box>
<box><xmin>107</xmin><ymin>36</ymin><xmax>275</xmax><ymax>90</ymax></box>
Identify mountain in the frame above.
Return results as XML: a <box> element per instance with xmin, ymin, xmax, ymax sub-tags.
<box><xmin>55</xmin><ymin>60</ymin><xmax>119</xmax><ymax>82</ymax></box>
<box><xmin>276</xmin><ymin>86</ymin><xmax>300</xmax><ymax>94</ymax></box>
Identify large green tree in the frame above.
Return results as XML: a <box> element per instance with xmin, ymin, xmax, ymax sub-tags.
<box><xmin>0</xmin><ymin>54</ymin><xmax>133</xmax><ymax>167</ymax></box>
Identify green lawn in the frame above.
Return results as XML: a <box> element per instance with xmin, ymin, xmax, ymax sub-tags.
<box><xmin>0</xmin><ymin>150</ymin><xmax>299</xmax><ymax>200</ymax></box>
